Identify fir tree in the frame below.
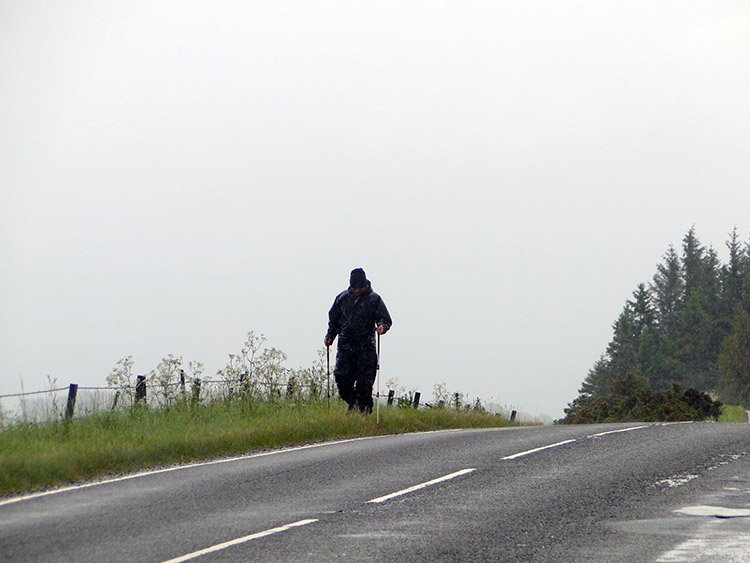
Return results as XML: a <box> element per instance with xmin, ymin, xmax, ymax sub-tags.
<box><xmin>569</xmin><ymin>226</ymin><xmax>750</xmax><ymax>421</ymax></box>
<box><xmin>606</xmin><ymin>304</ymin><xmax>639</xmax><ymax>378</ymax></box>
<box><xmin>629</xmin><ymin>283</ymin><xmax>657</xmax><ymax>335</ymax></box>
<box><xmin>651</xmin><ymin>244</ymin><xmax>683</xmax><ymax>347</ymax></box>
<box><xmin>720</xmin><ymin>227</ymin><xmax>745</xmax><ymax>311</ymax></box>
<box><xmin>579</xmin><ymin>356</ymin><xmax>610</xmax><ymax>398</ymax></box>
<box><xmin>637</xmin><ymin>325</ymin><xmax>671</xmax><ymax>391</ymax></box>
<box><xmin>718</xmin><ymin>307</ymin><xmax>750</xmax><ymax>406</ymax></box>
<box><xmin>675</xmin><ymin>230</ymin><xmax>722</xmax><ymax>389</ymax></box>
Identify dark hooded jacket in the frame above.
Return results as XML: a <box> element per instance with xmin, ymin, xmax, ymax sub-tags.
<box><xmin>325</xmin><ymin>282</ymin><xmax>392</xmax><ymax>349</ymax></box>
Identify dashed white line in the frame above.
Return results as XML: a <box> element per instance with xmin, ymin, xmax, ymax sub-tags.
<box><xmin>2</xmin><ymin>427</ymin><xmax>654</xmax><ymax>509</ymax></box>
<box><xmin>367</xmin><ymin>468</ymin><xmax>476</xmax><ymax>503</ymax></box>
<box><xmin>502</xmin><ymin>439</ymin><xmax>576</xmax><ymax>460</ymax></box>
<box><xmin>161</xmin><ymin>519</ymin><xmax>319</xmax><ymax>562</ymax></box>
<box><xmin>501</xmin><ymin>426</ymin><xmax>651</xmax><ymax>461</ymax></box>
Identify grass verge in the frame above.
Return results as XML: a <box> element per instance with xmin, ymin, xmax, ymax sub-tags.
<box><xmin>0</xmin><ymin>399</ymin><xmax>514</xmax><ymax>496</ymax></box>
<box><xmin>718</xmin><ymin>404</ymin><xmax>747</xmax><ymax>423</ymax></box>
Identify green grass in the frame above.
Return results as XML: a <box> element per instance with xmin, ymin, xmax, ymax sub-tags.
<box><xmin>718</xmin><ymin>404</ymin><xmax>747</xmax><ymax>423</ymax></box>
<box><xmin>0</xmin><ymin>400</ymin><xmax>514</xmax><ymax>495</ymax></box>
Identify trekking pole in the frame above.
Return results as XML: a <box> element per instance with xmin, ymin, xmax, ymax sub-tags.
<box><xmin>376</xmin><ymin>332</ymin><xmax>381</xmax><ymax>424</ymax></box>
<box><xmin>326</xmin><ymin>344</ymin><xmax>331</xmax><ymax>414</ymax></box>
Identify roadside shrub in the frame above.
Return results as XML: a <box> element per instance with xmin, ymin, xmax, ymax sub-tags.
<box><xmin>559</xmin><ymin>385</ymin><xmax>722</xmax><ymax>424</ymax></box>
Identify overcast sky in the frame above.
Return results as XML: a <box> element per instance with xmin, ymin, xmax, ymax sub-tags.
<box><xmin>2</xmin><ymin>2</ymin><xmax>749</xmax><ymax>421</ymax></box>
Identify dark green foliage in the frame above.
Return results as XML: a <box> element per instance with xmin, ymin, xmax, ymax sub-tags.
<box><xmin>579</xmin><ymin>356</ymin><xmax>610</xmax><ymax>397</ymax></box>
<box><xmin>718</xmin><ymin>307</ymin><xmax>750</xmax><ymax>406</ymax></box>
<box><xmin>567</xmin><ymin>227</ymin><xmax>750</xmax><ymax>419</ymax></box>
<box><xmin>559</xmin><ymin>385</ymin><xmax>722</xmax><ymax>424</ymax></box>
<box><xmin>651</xmin><ymin>244</ymin><xmax>683</xmax><ymax>345</ymax></box>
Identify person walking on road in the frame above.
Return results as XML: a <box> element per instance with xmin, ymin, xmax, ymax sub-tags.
<box><xmin>324</xmin><ymin>268</ymin><xmax>392</xmax><ymax>413</ymax></box>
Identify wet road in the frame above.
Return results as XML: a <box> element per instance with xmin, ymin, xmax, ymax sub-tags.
<box><xmin>2</xmin><ymin>422</ymin><xmax>750</xmax><ymax>561</ymax></box>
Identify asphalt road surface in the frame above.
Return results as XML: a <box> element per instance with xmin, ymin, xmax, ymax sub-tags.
<box><xmin>2</xmin><ymin>422</ymin><xmax>750</xmax><ymax>562</ymax></box>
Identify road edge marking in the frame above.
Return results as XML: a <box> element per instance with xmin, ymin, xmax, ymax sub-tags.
<box><xmin>0</xmin><ymin>436</ymin><xmax>380</xmax><ymax>508</ymax></box>
<box><xmin>1</xmin><ymin>429</ymin><xmax>480</xmax><ymax>508</ymax></box>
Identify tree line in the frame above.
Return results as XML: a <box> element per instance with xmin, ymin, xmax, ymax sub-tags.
<box><xmin>561</xmin><ymin>227</ymin><xmax>750</xmax><ymax>423</ymax></box>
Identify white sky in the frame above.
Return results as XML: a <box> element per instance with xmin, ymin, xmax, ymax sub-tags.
<box><xmin>2</xmin><ymin>2</ymin><xmax>749</xmax><ymax>421</ymax></box>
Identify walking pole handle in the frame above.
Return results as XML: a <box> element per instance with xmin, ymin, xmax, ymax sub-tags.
<box><xmin>377</xmin><ymin>333</ymin><xmax>380</xmax><ymax>370</ymax></box>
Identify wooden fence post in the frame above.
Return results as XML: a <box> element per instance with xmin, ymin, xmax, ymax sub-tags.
<box><xmin>111</xmin><ymin>390</ymin><xmax>120</xmax><ymax>410</ymax></box>
<box><xmin>191</xmin><ymin>379</ymin><xmax>202</xmax><ymax>405</ymax></box>
<box><xmin>136</xmin><ymin>375</ymin><xmax>147</xmax><ymax>403</ymax></box>
<box><xmin>387</xmin><ymin>389</ymin><xmax>395</xmax><ymax>407</ymax></box>
<box><xmin>65</xmin><ymin>383</ymin><xmax>78</xmax><ymax>421</ymax></box>
<box><xmin>413</xmin><ymin>391</ymin><xmax>421</xmax><ymax>409</ymax></box>
<box><xmin>510</xmin><ymin>410</ymin><xmax>517</xmax><ymax>422</ymax></box>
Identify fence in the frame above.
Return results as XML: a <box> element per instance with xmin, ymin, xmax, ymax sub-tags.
<box><xmin>0</xmin><ymin>378</ymin><xmax>426</xmax><ymax>428</ymax></box>
<box><xmin>0</xmin><ymin>385</ymin><xmax>121</xmax><ymax>427</ymax></box>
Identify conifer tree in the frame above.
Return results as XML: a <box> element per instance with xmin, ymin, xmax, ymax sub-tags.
<box><xmin>721</xmin><ymin>227</ymin><xmax>745</xmax><ymax>310</ymax></box>
<box><xmin>651</xmin><ymin>244</ymin><xmax>683</xmax><ymax>348</ymax></box>
<box><xmin>717</xmin><ymin>234</ymin><xmax>750</xmax><ymax>404</ymax></box>
<box><xmin>677</xmin><ymin>290</ymin><xmax>714</xmax><ymax>388</ymax></box>
<box><xmin>628</xmin><ymin>283</ymin><xmax>657</xmax><ymax>335</ymax></box>
<box><xmin>675</xmin><ymin>230</ymin><xmax>722</xmax><ymax>389</ymax></box>
<box><xmin>681</xmin><ymin>227</ymin><xmax>705</xmax><ymax>298</ymax></box>
<box><xmin>570</xmin><ymin>226</ymin><xmax>750</xmax><ymax>420</ymax></box>
<box><xmin>606</xmin><ymin>304</ymin><xmax>640</xmax><ymax>378</ymax></box>
<box><xmin>579</xmin><ymin>356</ymin><xmax>611</xmax><ymax>398</ymax></box>
<box><xmin>718</xmin><ymin>307</ymin><xmax>750</xmax><ymax>406</ymax></box>
<box><xmin>742</xmin><ymin>240</ymin><xmax>750</xmax><ymax>303</ymax></box>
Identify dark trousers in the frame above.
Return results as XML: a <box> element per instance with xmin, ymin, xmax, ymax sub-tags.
<box><xmin>334</xmin><ymin>341</ymin><xmax>377</xmax><ymax>413</ymax></box>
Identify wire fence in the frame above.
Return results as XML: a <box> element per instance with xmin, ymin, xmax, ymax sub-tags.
<box><xmin>0</xmin><ymin>377</ymin><xmax>339</xmax><ymax>428</ymax></box>
<box><xmin>0</xmin><ymin>376</ymin><xmax>509</xmax><ymax>428</ymax></box>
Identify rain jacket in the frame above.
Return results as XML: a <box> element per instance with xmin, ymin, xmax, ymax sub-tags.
<box><xmin>325</xmin><ymin>283</ymin><xmax>392</xmax><ymax>349</ymax></box>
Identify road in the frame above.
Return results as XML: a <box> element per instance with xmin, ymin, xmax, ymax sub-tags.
<box><xmin>1</xmin><ymin>422</ymin><xmax>750</xmax><ymax>562</ymax></box>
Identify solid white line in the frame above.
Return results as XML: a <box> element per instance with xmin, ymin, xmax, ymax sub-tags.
<box><xmin>0</xmin><ymin>437</ymin><xmax>378</xmax><ymax>508</ymax></box>
<box><xmin>161</xmin><ymin>519</ymin><xmax>318</xmax><ymax>563</ymax></box>
<box><xmin>367</xmin><ymin>468</ymin><xmax>476</xmax><ymax>504</ymax></box>
<box><xmin>587</xmin><ymin>425</ymin><xmax>650</xmax><ymax>438</ymax></box>
<box><xmin>502</xmin><ymin>439</ymin><xmax>576</xmax><ymax>460</ymax></box>
<box><xmin>2</xmin><ymin>429</ymin><xmax>478</xmax><ymax>508</ymax></box>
